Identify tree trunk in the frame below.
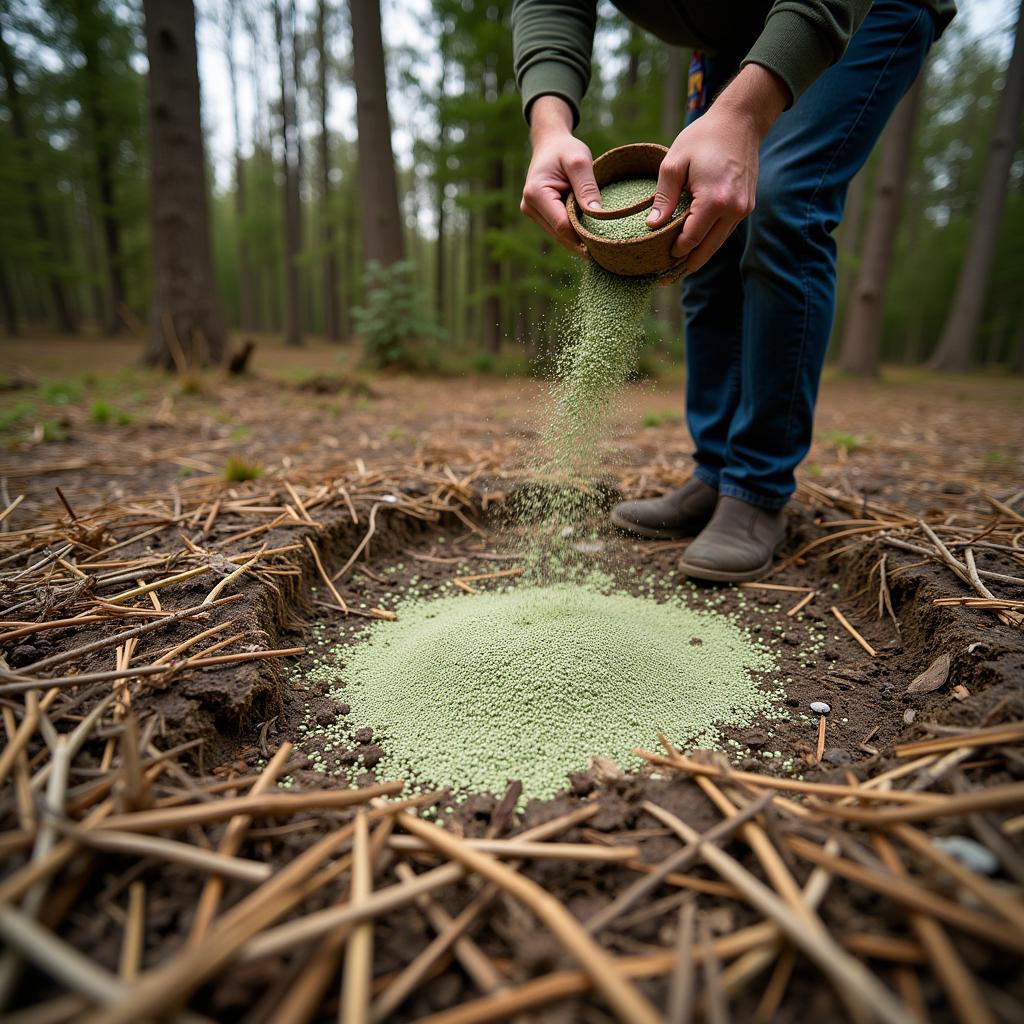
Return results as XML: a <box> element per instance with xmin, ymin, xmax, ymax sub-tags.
<box><xmin>837</xmin><ymin>71</ymin><xmax>925</xmax><ymax>376</ymax></box>
<box><xmin>0</xmin><ymin>261</ymin><xmax>16</xmax><ymax>336</ymax></box>
<box><xmin>225</xmin><ymin>0</ymin><xmax>255</xmax><ymax>332</ymax></box>
<box><xmin>434</xmin><ymin>31</ymin><xmax>448</xmax><ymax>320</ymax></box>
<box><xmin>274</xmin><ymin>0</ymin><xmax>303</xmax><ymax>346</ymax></box>
<box><xmin>0</xmin><ymin>21</ymin><xmax>77</xmax><ymax>334</ymax></box>
<box><xmin>316</xmin><ymin>0</ymin><xmax>341</xmax><ymax>341</ymax></box>
<box><xmin>142</xmin><ymin>0</ymin><xmax>224</xmax><ymax>368</ymax></box>
<box><xmin>482</xmin><ymin>157</ymin><xmax>504</xmax><ymax>354</ymax></box>
<box><xmin>930</xmin><ymin>0</ymin><xmax>1024</xmax><ymax>372</ymax></box>
<box><xmin>75</xmin><ymin>11</ymin><xmax>126</xmax><ymax>335</ymax></box>
<box><xmin>350</xmin><ymin>0</ymin><xmax>404</xmax><ymax>269</ymax></box>
<box><xmin>833</xmin><ymin>161</ymin><xmax>868</xmax><ymax>329</ymax></box>
<box><xmin>656</xmin><ymin>44</ymin><xmax>684</xmax><ymax>339</ymax></box>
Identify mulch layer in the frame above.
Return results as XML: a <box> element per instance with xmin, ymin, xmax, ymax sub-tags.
<box><xmin>1</xmin><ymin>370</ymin><xmax>1022</xmax><ymax>1023</ymax></box>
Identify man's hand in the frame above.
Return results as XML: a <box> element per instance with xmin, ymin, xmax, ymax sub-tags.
<box><xmin>647</xmin><ymin>64</ymin><xmax>790</xmax><ymax>274</ymax></box>
<box><xmin>521</xmin><ymin>96</ymin><xmax>601</xmax><ymax>256</ymax></box>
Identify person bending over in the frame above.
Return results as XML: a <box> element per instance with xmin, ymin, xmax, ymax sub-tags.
<box><xmin>513</xmin><ymin>0</ymin><xmax>953</xmax><ymax>581</ymax></box>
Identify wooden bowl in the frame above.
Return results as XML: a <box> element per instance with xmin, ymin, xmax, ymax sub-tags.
<box><xmin>566</xmin><ymin>143</ymin><xmax>690</xmax><ymax>278</ymax></box>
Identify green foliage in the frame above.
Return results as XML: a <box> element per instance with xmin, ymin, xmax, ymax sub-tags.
<box><xmin>822</xmin><ymin>430</ymin><xmax>866</xmax><ymax>454</ymax></box>
<box><xmin>37</xmin><ymin>419</ymin><xmax>67</xmax><ymax>442</ymax></box>
<box><xmin>39</xmin><ymin>380</ymin><xmax>82</xmax><ymax>405</ymax></box>
<box><xmin>354</xmin><ymin>261</ymin><xmax>445</xmax><ymax>370</ymax></box>
<box><xmin>222</xmin><ymin>457</ymin><xmax>262</xmax><ymax>482</ymax></box>
<box><xmin>642</xmin><ymin>410</ymin><xmax>681</xmax><ymax>428</ymax></box>
<box><xmin>89</xmin><ymin>400</ymin><xmax>130</xmax><ymax>425</ymax></box>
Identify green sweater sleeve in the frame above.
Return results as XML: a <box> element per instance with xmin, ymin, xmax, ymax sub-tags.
<box><xmin>742</xmin><ymin>0</ymin><xmax>873</xmax><ymax>105</ymax></box>
<box><xmin>512</xmin><ymin>0</ymin><xmax>597</xmax><ymax>127</ymax></box>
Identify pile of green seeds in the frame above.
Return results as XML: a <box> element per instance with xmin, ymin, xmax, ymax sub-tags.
<box><xmin>307</xmin><ymin>581</ymin><xmax>777</xmax><ymax>803</ymax></box>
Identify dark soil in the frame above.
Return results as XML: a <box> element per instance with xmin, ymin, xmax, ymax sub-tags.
<box><xmin>2</xmin><ymin>362</ymin><xmax>1022</xmax><ymax>1022</ymax></box>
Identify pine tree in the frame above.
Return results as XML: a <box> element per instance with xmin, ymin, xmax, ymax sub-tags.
<box><xmin>142</xmin><ymin>0</ymin><xmax>224</xmax><ymax>367</ymax></box>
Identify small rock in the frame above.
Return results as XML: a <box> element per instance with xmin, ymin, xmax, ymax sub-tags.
<box><xmin>360</xmin><ymin>744</ymin><xmax>383</xmax><ymax>768</ymax></box>
<box><xmin>573</xmin><ymin>539</ymin><xmax>605</xmax><ymax>555</ymax></box>
<box><xmin>10</xmin><ymin>644</ymin><xmax>37</xmax><ymax>667</ymax></box>
<box><xmin>823</xmin><ymin>748</ymin><xmax>852</xmax><ymax>766</ymax></box>
<box><xmin>810</xmin><ymin>701</ymin><xmax>831</xmax><ymax>715</ymax></box>
<box><xmin>785</xmin><ymin>697</ymin><xmax>799</xmax><ymax>708</ymax></box>
<box><xmin>967</xmin><ymin>642</ymin><xmax>988</xmax><ymax>656</ymax></box>
<box><xmin>569</xmin><ymin>772</ymin><xmax>595</xmax><ymax>797</ymax></box>
<box><xmin>356</xmin><ymin>772</ymin><xmax>375</xmax><ymax>787</ymax></box>
<box><xmin>933</xmin><ymin>836</ymin><xmax>999</xmax><ymax>875</ymax></box>
<box><xmin>824</xmin><ymin>650</ymin><xmax>839</xmax><ymax>662</ymax></box>
<box><xmin>744</xmin><ymin>732</ymin><xmax>768</xmax><ymax>749</ymax></box>
<box><xmin>337</xmin><ymin>703</ymin><xmax>351</xmax><ymax>716</ymax></box>
<box><xmin>941</xmin><ymin>482</ymin><xmax>966</xmax><ymax>495</ymax></box>
<box><xmin>338</xmin><ymin>750</ymin><xmax>359</xmax><ymax>765</ymax></box>
<box><xmin>903</xmin><ymin>708</ymin><xmax>916</xmax><ymax>725</ymax></box>
<box><xmin>315</xmin><ymin>708</ymin><xmax>336</xmax><ymax>726</ymax></box>
<box><xmin>354</xmin><ymin>727</ymin><xmax>374</xmax><ymax>744</ymax></box>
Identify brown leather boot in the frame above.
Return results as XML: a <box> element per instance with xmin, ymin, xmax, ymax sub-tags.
<box><xmin>679</xmin><ymin>496</ymin><xmax>787</xmax><ymax>582</ymax></box>
<box><xmin>609</xmin><ymin>478</ymin><xmax>718</xmax><ymax>540</ymax></box>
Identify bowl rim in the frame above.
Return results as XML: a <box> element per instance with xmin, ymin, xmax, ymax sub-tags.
<box><xmin>566</xmin><ymin>142</ymin><xmax>688</xmax><ymax>247</ymax></box>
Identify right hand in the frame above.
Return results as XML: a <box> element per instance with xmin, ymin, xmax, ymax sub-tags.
<box><xmin>520</xmin><ymin>96</ymin><xmax>601</xmax><ymax>257</ymax></box>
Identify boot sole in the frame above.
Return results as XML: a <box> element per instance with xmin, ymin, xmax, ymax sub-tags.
<box><xmin>677</xmin><ymin>555</ymin><xmax>775</xmax><ymax>583</ymax></box>
<box><xmin>609</xmin><ymin>509</ymin><xmax>696</xmax><ymax>541</ymax></box>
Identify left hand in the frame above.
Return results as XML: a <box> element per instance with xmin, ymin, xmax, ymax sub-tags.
<box><xmin>646</xmin><ymin>64</ymin><xmax>789</xmax><ymax>274</ymax></box>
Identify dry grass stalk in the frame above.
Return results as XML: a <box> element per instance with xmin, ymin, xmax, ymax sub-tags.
<box><xmin>872</xmin><ymin>833</ymin><xmax>994</xmax><ymax>1024</ymax></box>
<box><xmin>340</xmin><ymin>812</ymin><xmax>374</xmax><ymax>1024</ymax></box>
<box><xmin>645</xmin><ymin>801</ymin><xmax>912</xmax><ymax>1024</ymax></box>
<box><xmin>813</xmin><ymin>781</ymin><xmax>1024</xmax><ymax>825</ymax></box>
<box><xmin>666</xmin><ymin>901</ymin><xmax>696</xmax><ymax>1024</ymax></box>
<box><xmin>393</xmin><ymin>810</ymin><xmax>663</xmax><ymax>1024</ymax></box>
<box><xmin>895</xmin><ymin>721</ymin><xmax>1024</xmax><ymax>758</ymax></box>
<box><xmin>118</xmin><ymin>883</ymin><xmax>145</xmax><ymax>983</ymax></box>
<box><xmin>95</xmin><ymin>780</ymin><xmax>403</xmax><ymax>834</ymax></box>
<box><xmin>306</xmin><ymin>537</ymin><xmax>349</xmax><ymax>614</ymax></box>
<box><xmin>371</xmin><ymin>803</ymin><xmax>597</xmax><ymax>1022</ymax></box>
<box><xmin>584</xmin><ymin>793</ymin><xmax>773</xmax><ymax>935</ymax></box>
<box><xmin>786</xmin><ymin>835</ymin><xmax>1024</xmax><ymax>954</ymax></box>
<box><xmin>830</xmin><ymin>605</ymin><xmax>877</xmax><ymax>657</ymax></box>
<box><xmin>188</xmin><ymin>741</ymin><xmax>293</xmax><ymax>944</ymax></box>
<box><xmin>638</xmin><ymin>748</ymin><xmax>943</xmax><ymax>805</ymax></box>
<box><xmin>888</xmin><ymin>822</ymin><xmax>1024</xmax><ymax>935</ymax></box>
<box><xmin>57</xmin><ymin>822</ymin><xmax>272</xmax><ymax>883</ymax></box>
<box><xmin>387</xmin><ymin>836</ymin><xmax>639</xmax><ymax>862</ymax></box>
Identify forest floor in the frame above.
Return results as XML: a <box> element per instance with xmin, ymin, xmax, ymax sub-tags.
<box><xmin>1</xmin><ymin>333</ymin><xmax>1023</xmax><ymax>1022</ymax></box>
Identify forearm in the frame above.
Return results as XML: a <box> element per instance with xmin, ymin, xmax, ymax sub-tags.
<box><xmin>711</xmin><ymin>64</ymin><xmax>790</xmax><ymax>141</ymax></box>
<box><xmin>529</xmin><ymin>95</ymin><xmax>575</xmax><ymax>145</ymax></box>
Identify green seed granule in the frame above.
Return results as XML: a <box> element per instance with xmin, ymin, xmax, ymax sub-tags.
<box><xmin>581</xmin><ymin>177</ymin><xmax>689</xmax><ymax>241</ymax></box>
<box><xmin>307</xmin><ymin>581</ymin><xmax>778</xmax><ymax>803</ymax></box>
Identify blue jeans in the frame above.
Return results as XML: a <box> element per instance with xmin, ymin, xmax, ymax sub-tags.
<box><xmin>682</xmin><ymin>0</ymin><xmax>935</xmax><ymax>509</ymax></box>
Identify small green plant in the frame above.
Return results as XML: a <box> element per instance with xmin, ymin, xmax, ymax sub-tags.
<box><xmin>354</xmin><ymin>261</ymin><xmax>445</xmax><ymax>370</ymax></box>
<box><xmin>822</xmin><ymin>430</ymin><xmax>865</xmax><ymax>455</ymax></box>
<box><xmin>385</xmin><ymin>425</ymin><xmax>415</xmax><ymax>445</ymax></box>
<box><xmin>0</xmin><ymin>400</ymin><xmax>35</xmax><ymax>433</ymax></box>
<box><xmin>38</xmin><ymin>420</ymin><xmax>67</xmax><ymax>442</ymax></box>
<box><xmin>805</xmin><ymin>463</ymin><xmax>824</xmax><ymax>478</ymax></box>
<box><xmin>90</xmin><ymin>400</ymin><xmax>112</xmax><ymax>424</ymax></box>
<box><xmin>39</xmin><ymin>380</ymin><xmax>82</xmax><ymax>405</ymax></box>
<box><xmin>984</xmin><ymin>450</ymin><xmax>1008</xmax><ymax>464</ymax></box>
<box><xmin>642</xmin><ymin>410</ymin><xmax>681</xmax><ymax>428</ymax></box>
<box><xmin>223</xmin><ymin>456</ymin><xmax>262</xmax><ymax>482</ymax></box>
<box><xmin>230</xmin><ymin>426</ymin><xmax>252</xmax><ymax>441</ymax></box>
<box><xmin>90</xmin><ymin>400</ymin><xmax>132</xmax><ymax>426</ymax></box>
